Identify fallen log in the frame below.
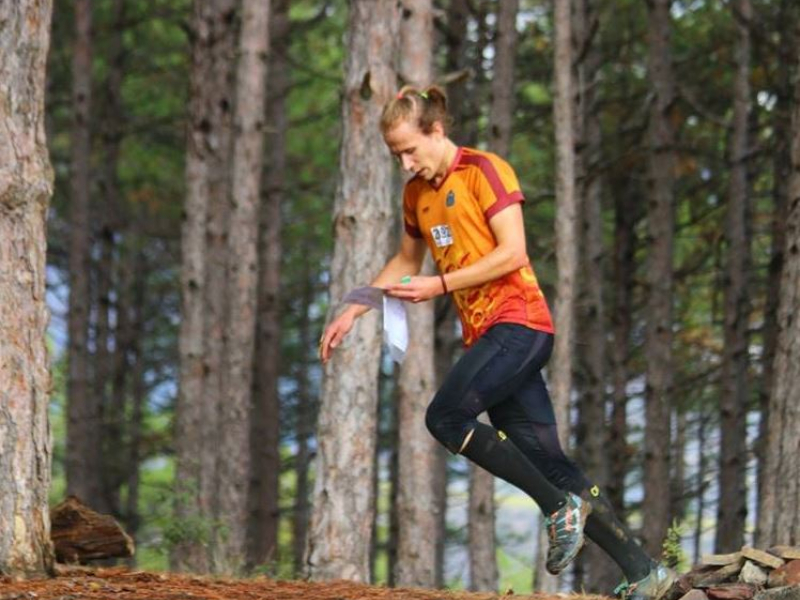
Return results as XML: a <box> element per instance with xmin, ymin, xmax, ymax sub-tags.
<box><xmin>50</xmin><ymin>496</ymin><xmax>135</xmax><ymax>564</ymax></box>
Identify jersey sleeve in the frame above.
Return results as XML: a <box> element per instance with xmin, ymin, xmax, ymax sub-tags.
<box><xmin>403</xmin><ymin>183</ymin><xmax>423</xmax><ymax>238</ymax></box>
<box><xmin>469</xmin><ymin>154</ymin><xmax>525</xmax><ymax>220</ymax></box>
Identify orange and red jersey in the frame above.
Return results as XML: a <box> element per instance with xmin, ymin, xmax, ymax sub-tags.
<box><xmin>403</xmin><ymin>146</ymin><xmax>554</xmax><ymax>347</ymax></box>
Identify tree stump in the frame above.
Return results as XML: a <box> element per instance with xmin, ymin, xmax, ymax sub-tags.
<box><xmin>50</xmin><ymin>496</ymin><xmax>134</xmax><ymax>564</ymax></box>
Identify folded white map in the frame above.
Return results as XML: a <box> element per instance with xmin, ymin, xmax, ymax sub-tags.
<box><xmin>342</xmin><ymin>286</ymin><xmax>408</xmax><ymax>363</ymax></box>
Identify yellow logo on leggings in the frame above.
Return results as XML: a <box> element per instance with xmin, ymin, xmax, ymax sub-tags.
<box><xmin>497</xmin><ymin>430</ymin><xmax>508</xmax><ymax>441</ymax></box>
<box><xmin>590</xmin><ymin>485</ymin><xmax>600</xmax><ymax>497</ymax></box>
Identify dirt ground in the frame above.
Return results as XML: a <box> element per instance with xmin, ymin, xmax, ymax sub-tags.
<box><xmin>0</xmin><ymin>566</ymin><xmax>611</xmax><ymax>600</ymax></box>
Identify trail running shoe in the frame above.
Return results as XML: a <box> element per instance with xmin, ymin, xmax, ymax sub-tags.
<box><xmin>615</xmin><ymin>563</ymin><xmax>678</xmax><ymax>600</ymax></box>
<box><xmin>544</xmin><ymin>492</ymin><xmax>592</xmax><ymax>574</ymax></box>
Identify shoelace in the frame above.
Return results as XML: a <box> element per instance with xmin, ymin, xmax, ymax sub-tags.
<box><xmin>614</xmin><ymin>581</ymin><xmax>634</xmax><ymax>599</ymax></box>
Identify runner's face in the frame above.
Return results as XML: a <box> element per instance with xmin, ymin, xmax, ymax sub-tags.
<box><xmin>383</xmin><ymin>119</ymin><xmax>445</xmax><ymax>181</ymax></box>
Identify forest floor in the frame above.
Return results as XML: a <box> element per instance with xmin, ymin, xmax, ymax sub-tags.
<box><xmin>0</xmin><ymin>566</ymin><xmax>611</xmax><ymax>600</ymax></box>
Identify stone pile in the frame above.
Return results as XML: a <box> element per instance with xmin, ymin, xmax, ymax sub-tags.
<box><xmin>671</xmin><ymin>546</ymin><xmax>800</xmax><ymax>600</ymax></box>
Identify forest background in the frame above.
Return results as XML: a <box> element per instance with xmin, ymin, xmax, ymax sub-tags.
<box><xmin>21</xmin><ymin>0</ymin><xmax>800</xmax><ymax>596</ymax></box>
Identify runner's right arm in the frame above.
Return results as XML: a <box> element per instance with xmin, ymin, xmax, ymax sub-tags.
<box><xmin>319</xmin><ymin>232</ymin><xmax>427</xmax><ymax>363</ymax></box>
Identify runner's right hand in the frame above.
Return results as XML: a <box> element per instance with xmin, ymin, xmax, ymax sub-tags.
<box><xmin>319</xmin><ymin>309</ymin><xmax>357</xmax><ymax>364</ymax></box>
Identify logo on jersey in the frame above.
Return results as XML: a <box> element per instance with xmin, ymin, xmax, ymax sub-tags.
<box><xmin>446</xmin><ymin>190</ymin><xmax>455</xmax><ymax>207</ymax></box>
<box><xmin>430</xmin><ymin>224</ymin><xmax>453</xmax><ymax>248</ymax></box>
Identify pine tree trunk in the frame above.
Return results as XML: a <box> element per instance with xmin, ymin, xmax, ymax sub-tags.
<box><xmin>608</xmin><ymin>182</ymin><xmax>638</xmax><ymax>516</ymax></box>
<box><xmin>174</xmin><ymin>0</ymin><xmax>237</xmax><ymax>573</ymax></box>
<box><xmin>573</xmin><ymin>0</ymin><xmax>614</xmax><ymax>589</ymax></box>
<box><xmin>305</xmin><ymin>0</ymin><xmax>399</xmax><ymax>582</ymax></box>
<box><xmin>444</xmin><ymin>0</ymin><xmax>472</xmax><ymax>147</ymax></box>
<box><xmin>432</xmin><ymin>300</ymin><xmax>456</xmax><ymax>587</ymax></box>
<box><xmin>755</xmin><ymin>0</ymin><xmax>794</xmax><ymax>548</ymax></box>
<box><xmin>393</xmin><ymin>0</ymin><xmax>439</xmax><ymax>587</ymax></box>
<box><xmin>67</xmin><ymin>0</ymin><xmax>103</xmax><ymax>509</ymax></box>
<box><xmin>468</xmin><ymin>2</ymin><xmax>521</xmax><ymax>591</ymax></box>
<box><xmin>247</xmin><ymin>0</ymin><xmax>286</xmax><ymax>572</ymax></box>
<box><xmin>757</xmin><ymin>39</ymin><xmax>800</xmax><ymax>546</ymax></box>
<box><xmin>487</xmin><ymin>0</ymin><xmax>518</xmax><ymax>153</ymax></box>
<box><xmin>125</xmin><ymin>244</ymin><xmax>147</xmax><ymax>546</ymax></box>
<box><xmin>292</xmin><ymin>246</ymin><xmax>316</xmax><ymax>576</ymax></box>
<box><xmin>215</xmin><ymin>0</ymin><xmax>271</xmax><ymax>572</ymax></box>
<box><xmin>0</xmin><ymin>0</ymin><xmax>55</xmax><ymax>578</ymax></box>
<box><xmin>468</xmin><ymin>458</ymin><xmax>497</xmax><ymax>591</ymax></box>
<box><xmin>643</xmin><ymin>0</ymin><xmax>677</xmax><ymax>557</ymax></box>
<box><xmin>715</xmin><ymin>0</ymin><xmax>751</xmax><ymax>553</ymax></box>
<box><xmin>551</xmin><ymin>0</ymin><xmax>578</xmax><ymax>446</ymax></box>
<box><xmin>97</xmin><ymin>0</ymin><xmax>126</xmax><ymax>519</ymax></box>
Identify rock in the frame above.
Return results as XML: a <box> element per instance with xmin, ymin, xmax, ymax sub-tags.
<box><xmin>768</xmin><ymin>548</ymin><xmax>800</xmax><ymax>561</ymax></box>
<box><xmin>698</xmin><ymin>561</ymin><xmax>747</xmax><ymax>587</ymax></box>
<box><xmin>754</xmin><ymin>586</ymin><xmax>800</xmax><ymax>600</ymax></box>
<box><xmin>707</xmin><ymin>584</ymin><xmax>756</xmax><ymax>600</ymax></box>
<box><xmin>679</xmin><ymin>589</ymin><xmax>710</xmax><ymax>600</ymax></box>
<box><xmin>769</xmin><ymin>562</ymin><xmax>800</xmax><ymax>588</ymax></box>
<box><xmin>703</xmin><ymin>553</ymin><xmax>745</xmax><ymax>567</ymax></box>
<box><xmin>742</xmin><ymin>547</ymin><xmax>786</xmax><ymax>570</ymax></box>
<box><xmin>740</xmin><ymin>561</ymin><xmax>769</xmax><ymax>587</ymax></box>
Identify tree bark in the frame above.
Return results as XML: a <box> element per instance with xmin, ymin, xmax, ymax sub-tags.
<box><xmin>468</xmin><ymin>458</ymin><xmax>497</xmax><ymax>591</ymax></box>
<box><xmin>215</xmin><ymin>0</ymin><xmax>271</xmax><ymax>572</ymax></box>
<box><xmin>488</xmin><ymin>0</ymin><xmax>519</xmax><ymax>154</ymax></box>
<box><xmin>96</xmin><ymin>0</ymin><xmax>126</xmax><ymax>519</ymax></box>
<box><xmin>755</xmin><ymin>0</ymin><xmax>795</xmax><ymax>548</ymax></box>
<box><xmin>432</xmin><ymin>299</ymin><xmax>456</xmax><ymax>587</ymax></box>
<box><xmin>643</xmin><ymin>0</ymin><xmax>677</xmax><ymax>557</ymax></box>
<box><xmin>551</xmin><ymin>0</ymin><xmax>578</xmax><ymax>447</ymax></box>
<box><xmin>174</xmin><ymin>0</ymin><xmax>237</xmax><ymax>574</ymax></box>
<box><xmin>67</xmin><ymin>0</ymin><xmax>103</xmax><ymax>510</ymax></box>
<box><xmin>393</xmin><ymin>0</ymin><xmax>439</xmax><ymax>588</ymax></box>
<box><xmin>305</xmin><ymin>0</ymin><xmax>399</xmax><ymax>582</ymax></box>
<box><xmin>608</xmin><ymin>179</ymin><xmax>638</xmax><ymax>517</ymax></box>
<box><xmin>293</xmin><ymin>243</ymin><xmax>316</xmax><ymax>576</ymax></box>
<box><xmin>247</xmin><ymin>0</ymin><xmax>286</xmax><ymax>572</ymax></box>
<box><xmin>0</xmin><ymin>0</ymin><xmax>55</xmax><ymax>578</ymax></box>
<box><xmin>715</xmin><ymin>0</ymin><xmax>752</xmax><ymax>554</ymax></box>
<box><xmin>573</xmin><ymin>0</ymin><xmax>614</xmax><ymax>590</ymax></box>
<box><xmin>757</xmin><ymin>37</ymin><xmax>800</xmax><ymax>547</ymax></box>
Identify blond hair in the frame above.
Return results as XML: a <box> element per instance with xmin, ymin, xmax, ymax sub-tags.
<box><xmin>380</xmin><ymin>84</ymin><xmax>452</xmax><ymax>135</ymax></box>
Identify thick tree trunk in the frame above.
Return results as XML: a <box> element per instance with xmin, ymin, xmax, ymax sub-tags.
<box><xmin>393</xmin><ymin>0</ymin><xmax>439</xmax><ymax>588</ymax></box>
<box><xmin>247</xmin><ymin>0</ymin><xmax>286</xmax><ymax>572</ymax></box>
<box><xmin>755</xmin><ymin>0</ymin><xmax>794</xmax><ymax>548</ymax></box>
<box><xmin>643</xmin><ymin>0</ymin><xmax>677</xmax><ymax>557</ymax></box>
<box><xmin>305</xmin><ymin>0</ymin><xmax>399</xmax><ymax>582</ymax></box>
<box><xmin>757</xmin><ymin>40</ymin><xmax>800</xmax><ymax>546</ymax></box>
<box><xmin>67</xmin><ymin>0</ymin><xmax>103</xmax><ymax>509</ymax></box>
<box><xmin>174</xmin><ymin>0</ymin><xmax>237</xmax><ymax>574</ymax></box>
<box><xmin>715</xmin><ymin>0</ymin><xmax>752</xmax><ymax>554</ymax></box>
<box><xmin>551</xmin><ymin>0</ymin><xmax>578</xmax><ymax>446</ymax></box>
<box><xmin>0</xmin><ymin>0</ymin><xmax>55</xmax><ymax>578</ymax></box>
<box><xmin>215</xmin><ymin>0</ymin><xmax>271</xmax><ymax>572</ymax></box>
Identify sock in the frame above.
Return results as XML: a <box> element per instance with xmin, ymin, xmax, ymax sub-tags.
<box><xmin>580</xmin><ymin>485</ymin><xmax>654</xmax><ymax>582</ymax></box>
<box><xmin>459</xmin><ymin>422</ymin><xmax>567</xmax><ymax>514</ymax></box>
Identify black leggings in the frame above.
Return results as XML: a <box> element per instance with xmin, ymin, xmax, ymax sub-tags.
<box><xmin>425</xmin><ymin>323</ymin><xmax>653</xmax><ymax>583</ymax></box>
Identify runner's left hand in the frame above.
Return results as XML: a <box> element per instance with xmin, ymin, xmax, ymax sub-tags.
<box><xmin>384</xmin><ymin>276</ymin><xmax>444</xmax><ymax>303</ymax></box>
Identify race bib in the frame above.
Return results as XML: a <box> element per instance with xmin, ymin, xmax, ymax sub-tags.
<box><xmin>430</xmin><ymin>224</ymin><xmax>453</xmax><ymax>248</ymax></box>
